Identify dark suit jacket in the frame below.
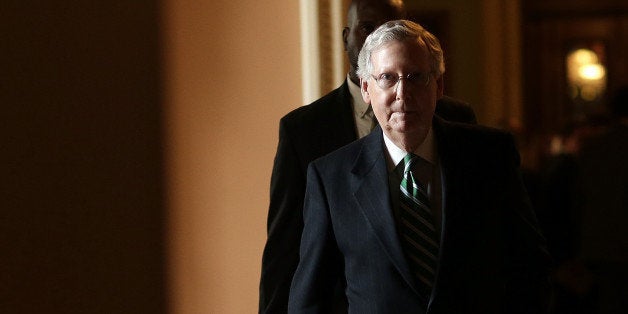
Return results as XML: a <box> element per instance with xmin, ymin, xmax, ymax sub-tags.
<box><xmin>260</xmin><ymin>81</ymin><xmax>477</xmax><ymax>313</ymax></box>
<box><xmin>288</xmin><ymin>119</ymin><xmax>551</xmax><ymax>314</ymax></box>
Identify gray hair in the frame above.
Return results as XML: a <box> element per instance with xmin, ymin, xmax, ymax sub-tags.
<box><xmin>356</xmin><ymin>20</ymin><xmax>445</xmax><ymax>81</ymax></box>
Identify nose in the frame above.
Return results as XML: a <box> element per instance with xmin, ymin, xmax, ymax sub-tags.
<box><xmin>395</xmin><ymin>77</ymin><xmax>410</xmax><ymax>101</ymax></box>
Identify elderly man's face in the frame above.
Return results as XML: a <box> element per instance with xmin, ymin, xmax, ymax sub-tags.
<box><xmin>361</xmin><ymin>39</ymin><xmax>443</xmax><ymax>144</ymax></box>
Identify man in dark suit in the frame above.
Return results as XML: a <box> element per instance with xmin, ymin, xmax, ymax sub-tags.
<box><xmin>259</xmin><ymin>1</ymin><xmax>476</xmax><ymax>313</ymax></box>
<box><xmin>287</xmin><ymin>20</ymin><xmax>551</xmax><ymax>313</ymax></box>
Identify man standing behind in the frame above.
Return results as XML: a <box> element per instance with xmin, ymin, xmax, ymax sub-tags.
<box><xmin>259</xmin><ymin>1</ymin><xmax>476</xmax><ymax>313</ymax></box>
<box><xmin>288</xmin><ymin>20</ymin><xmax>550</xmax><ymax>313</ymax></box>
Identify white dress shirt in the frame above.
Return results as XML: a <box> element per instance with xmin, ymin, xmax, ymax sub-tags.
<box><xmin>383</xmin><ymin>129</ymin><xmax>443</xmax><ymax>236</ymax></box>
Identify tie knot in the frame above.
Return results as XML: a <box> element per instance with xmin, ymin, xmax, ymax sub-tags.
<box><xmin>402</xmin><ymin>153</ymin><xmax>419</xmax><ymax>174</ymax></box>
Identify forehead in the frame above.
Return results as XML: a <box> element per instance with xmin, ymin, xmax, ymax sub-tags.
<box><xmin>351</xmin><ymin>1</ymin><xmax>400</xmax><ymax>23</ymax></box>
<box><xmin>371</xmin><ymin>39</ymin><xmax>429</xmax><ymax>71</ymax></box>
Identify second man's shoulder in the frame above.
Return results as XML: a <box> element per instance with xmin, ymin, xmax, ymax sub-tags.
<box><xmin>280</xmin><ymin>83</ymin><xmax>351</xmax><ymax>126</ymax></box>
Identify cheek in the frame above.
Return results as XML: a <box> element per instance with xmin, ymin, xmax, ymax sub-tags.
<box><xmin>372</xmin><ymin>107</ymin><xmax>388</xmax><ymax>127</ymax></box>
<box><xmin>354</xmin><ymin>31</ymin><xmax>366</xmax><ymax>43</ymax></box>
<box><xmin>372</xmin><ymin>94</ymin><xmax>396</xmax><ymax>111</ymax></box>
<box><xmin>371</xmin><ymin>97</ymin><xmax>395</xmax><ymax>120</ymax></box>
<box><xmin>351</xmin><ymin>33</ymin><xmax>365</xmax><ymax>51</ymax></box>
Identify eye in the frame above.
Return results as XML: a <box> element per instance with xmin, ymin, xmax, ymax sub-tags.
<box><xmin>407</xmin><ymin>72</ymin><xmax>428</xmax><ymax>85</ymax></box>
<box><xmin>359</xmin><ymin>23</ymin><xmax>376</xmax><ymax>34</ymax></box>
<box><xmin>376</xmin><ymin>73</ymin><xmax>398</xmax><ymax>89</ymax></box>
<box><xmin>378</xmin><ymin>73</ymin><xmax>395</xmax><ymax>81</ymax></box>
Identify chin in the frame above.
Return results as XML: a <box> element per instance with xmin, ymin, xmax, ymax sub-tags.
<box><xmin>388</xmin><ymin>124</ymin><xmax>418</xmax><ymax>134</ymax></box>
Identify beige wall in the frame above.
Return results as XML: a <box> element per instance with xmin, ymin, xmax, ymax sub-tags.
<box><xmin>163</xmin><ymin>1</ymin><xmax>301</xmax><ymax>313</ymax></box>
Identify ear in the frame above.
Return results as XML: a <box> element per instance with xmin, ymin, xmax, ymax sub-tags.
<box><xmin>360</xmin><ymin>78</ymin><xmax>371</xmax><ymax>104</ymax></box>
<box><xmin>435</xmin><ymin>75</ymin><xmax>444</xmax><ymax>99</ymax></box>
<box><xmin>342</xmin><ymin>27</ymin><xmax>349</xmax><ymax>51</ymax></box>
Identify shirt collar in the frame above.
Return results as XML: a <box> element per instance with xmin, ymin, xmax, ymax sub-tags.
<box><xmin>347</xmin><ymin>75</ymin><xmax>372</xmax><ymax>119</ymax></box>
<box><xmin>383</xmin><ymin>127</ymin><xmax>437</xmax><ymax>171</ymax></box>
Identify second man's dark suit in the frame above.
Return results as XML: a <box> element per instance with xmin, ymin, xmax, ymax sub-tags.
<box><xmin>259</xmin><ymin>81</ymin><xmax>477</xmax><ymax>313</ymax></box>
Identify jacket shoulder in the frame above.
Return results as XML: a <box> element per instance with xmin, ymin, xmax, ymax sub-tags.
<box><xmin>438</xmin><ymin>119</ymin><xmax>513</xmax><ymax>143</ymax></box>
<box><xmin>436</xmin><ymin>119</ymin><xmax>520</xmax><ymax>165</ymax></box>
<box><xmin>309</xmin><ymin>131</ymin><xmax>375</xmax><ymax>176</ymax></box>
<box><xmin>435</xmin><ymin>95</ymin><xmax>477</xmax><ymax>124</ymax></box>
<box><xmin>280</xmin><ymin>84</ymin><xmax>349</xmax><ymax>128</ymax></box>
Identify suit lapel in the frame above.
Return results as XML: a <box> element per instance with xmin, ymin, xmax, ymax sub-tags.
<box><xmin>351</xmin><ymin>127</ymin><xmax>421</xmax><ymax>295</ymax></box>
<box><xmin>338</xmin><ymin>81</ymin><xmax>359</xmax><ymax>141</ymax></box>
<box><xmin>329</xmin><ymin>81</ymin><xmax>359</xmax><ymax>147</ymax></box>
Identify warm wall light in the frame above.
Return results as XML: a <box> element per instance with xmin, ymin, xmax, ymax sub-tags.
<box><xmin>566</xmin><ymin>48</ymin><xmax>607</xmax><ymax>102</ymax></box>
<box><xmin>579</xmin><ymin>64</ymin><xmax>605</xmax><ymax>81</ymax></box>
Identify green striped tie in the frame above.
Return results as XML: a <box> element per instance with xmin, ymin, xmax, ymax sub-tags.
<box><xmin>399</xmin><ymin>153</ymin><xmax>439</xmax><ymax>296</ymax></box>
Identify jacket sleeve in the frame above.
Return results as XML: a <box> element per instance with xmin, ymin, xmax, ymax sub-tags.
<box><xmin>288</xmin><ymin>162</ymin><xmax>342</xmax><ymax>314</ymax></box>
<box><xmin>259</xmin><ymin>118</ymin><xmax>307</xmax><ymax>314</ymax></box>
